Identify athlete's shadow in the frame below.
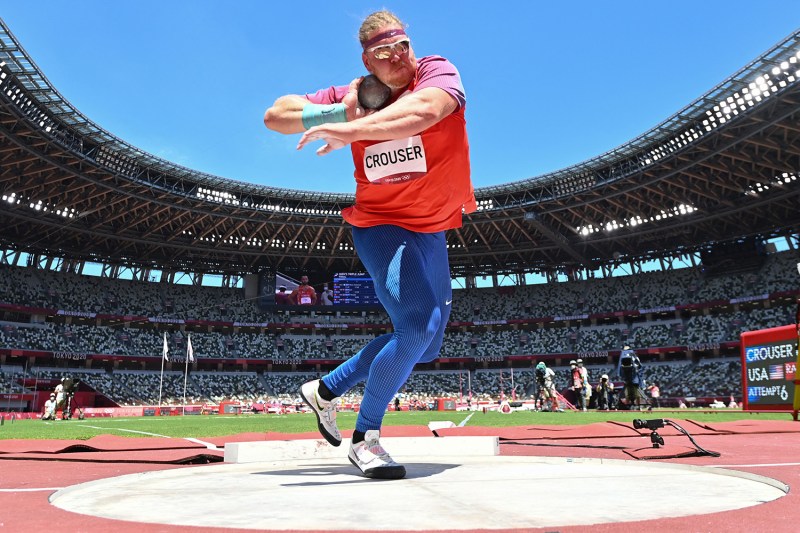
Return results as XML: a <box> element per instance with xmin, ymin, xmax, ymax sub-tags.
<box><xmin>254</xmin><ymin>462</ymin><xmax>460</xmax><ymax>486</ymax></box>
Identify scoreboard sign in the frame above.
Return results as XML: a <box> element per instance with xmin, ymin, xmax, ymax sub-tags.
<box><xmin>740</xmin><ymin>324</ymin><xmax>799</xmax><ymax>414</ymax></box>
<box><xmin>333</xmin><ymin>272</ymin><xmax>380</xmax><ymax>305</ymax></box>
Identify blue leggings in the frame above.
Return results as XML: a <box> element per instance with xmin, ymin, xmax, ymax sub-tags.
<box><xmin>321</xmin><ymin>225</ymin><xmax>452</xmax><ymax>433</ymax></box>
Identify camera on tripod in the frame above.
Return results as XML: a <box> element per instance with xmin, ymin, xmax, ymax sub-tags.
<box><xmin>633</xmin><ymin>419</ymin><xmax>666</xmax><ymax>448</ymax></box>
<box><xmin>59</xmin><ymin>377</ymin><xmax>84</xmax><ymax>420</ymax></box>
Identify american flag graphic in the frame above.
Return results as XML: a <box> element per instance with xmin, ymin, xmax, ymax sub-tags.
<box><xmin>768</xmin><ymin>364</ymin><xmax>784</xmax><ymax>380</ymax></box>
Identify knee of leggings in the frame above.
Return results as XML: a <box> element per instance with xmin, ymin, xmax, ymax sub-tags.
<box><xmin>424</xmin><ymin>306</ymin><xmax>444</xmax><ymax>344</ymax></box>
<box><xmin>418</xmin><ymin>338</ymin><xmax>443</xmax><ymax>363</ymax></box>
<box><xmin>420</xmin><ymin>312</ymin><xmax>446</xmax><ymax>363</ymax></box>
<box><xmin>393</xmin><ymin>307</ymin><xmax>442</xmax><ymax>361</ymax></box>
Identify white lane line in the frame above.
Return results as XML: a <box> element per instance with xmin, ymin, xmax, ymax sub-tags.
<box><xmin>458</xmin><ymin>413</ymin><xmax>474</xmax><ymax>427</ymax></box>
<box><xmin>184</xmin><ymin>437</ymin><xmax>220</xmax><ymax>450</ymax></box>
<box><xmin>114</xmin><ymin>428</ymin><xmax>172</xmax><ymax>438</ymax></box>
<box><xmin>76</xmin><ymin>425</ymin><xmax>170</xmax><ymax>438</ymax></box>
<box><xmin>75</xmin><ymin>424</ymin><xmax>218</xmax><ymax>449</ymax></box>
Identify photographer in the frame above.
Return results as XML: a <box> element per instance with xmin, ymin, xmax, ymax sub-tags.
<box><xmin>595</xmin><ymin>374</ymin><xmax>616</xmax><ymax>411</ymax></box>
<box><xmin>569</xmin><ymin>360</ymin><xmax>586</xmax><ymax>411</ymax></box>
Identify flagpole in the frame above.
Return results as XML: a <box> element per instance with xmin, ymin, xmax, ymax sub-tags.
<box><xmin>158</xmin><ymin>332</ymin><xmax>167</xmax><ymax>408</ymax></box>
<box><xmin>158</xmin><ymin>350</ymin><xmax>165</xmax><ymax>407</ymax></box>
<box><xmin>182</xmin><ymin>334</ymin><xmax>190</xmax><ymax>416</ymax></box>
<box><xmin>499</xmin><ymin>371</ymin><xmax>504</xmax><ymax>400</ymax></box>
<box><xmin>511</xmin><ymin>367</ymin><xmax>516</xmax><ymax>401</ymax></box>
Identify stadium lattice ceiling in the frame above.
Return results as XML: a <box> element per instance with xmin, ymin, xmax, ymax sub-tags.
<box><xmin>1</xmin><ymin>20</ymin><xmax>799</xmax><ymax>279</ymax></box>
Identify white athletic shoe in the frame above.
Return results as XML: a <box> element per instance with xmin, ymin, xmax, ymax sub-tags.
<box><xmin>348</xmin><ymin>430</ymin><xmax>406</xmax><ymax>479</ymax></box>
<box><xmin>299</xmin><ymin>380</ymin><xmax>341</xmax><ymax>447</ymax></box>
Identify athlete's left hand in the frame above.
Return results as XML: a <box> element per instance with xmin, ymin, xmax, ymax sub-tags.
<box><xmin>297</xmin><ymin>123</ymin><xmax>356</xmax><ymax>156</ymax></box>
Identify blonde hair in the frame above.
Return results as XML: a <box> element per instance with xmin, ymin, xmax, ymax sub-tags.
<box><xmin>358</xmin><ymin>10</ymin><xmax>407</xmax><ymax>45</ymax></box>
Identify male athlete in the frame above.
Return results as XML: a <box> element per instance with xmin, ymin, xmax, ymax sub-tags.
<box><xmin>264</xmin><ymin>10</ymin><xmax>475</xmax><ymax>479</ymax></box>
<box><xmin>290</xmin><ymin>275</ymin><xmax>317</xmax><ymax>305</ymax></box>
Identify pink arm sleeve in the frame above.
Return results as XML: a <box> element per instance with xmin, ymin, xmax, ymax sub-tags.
<box><xmin>305</xmin><ymin>85</ymin><xmax>349</xmax><ymax>105</ymax></box>
<box><xmin>413</xmin><ymin>55</ymin><xmax>466</xmax><ymax>109</ymax></box>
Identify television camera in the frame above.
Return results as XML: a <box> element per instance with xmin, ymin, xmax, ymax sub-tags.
<box><xmin>62</xmin><ymin>377</ymin><xmax>80</xmax><ymax>395</ymax></box>
<box><xmin>633</xmin><ymin>418</ymin><xmax>665</xmax><ymax>447</ymax></box>
<box><xmin>59</xmin><ymin>377</ymin><xmax>83</xmax><ymax>420</ymax></box>
<box><xmin>632</xmin><ymin>418</ymin><xmax>720</xmax><ymax>457</ymax></box>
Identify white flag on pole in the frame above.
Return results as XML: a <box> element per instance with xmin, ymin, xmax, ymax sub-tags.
<box><xmin>162</xmin><ymin>332</ymin><xmax>169</xmax><ymax>361</ymax></box>
<box><xmin>187</xmin><ymin>334</ymin><xmax>194</xmax><ymax>362</ymax></box>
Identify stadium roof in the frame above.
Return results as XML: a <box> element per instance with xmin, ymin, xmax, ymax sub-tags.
<box><xmin>1</xmin><ymin>19</ymin><xmax>799</xmax><ymax>278</ymax></box>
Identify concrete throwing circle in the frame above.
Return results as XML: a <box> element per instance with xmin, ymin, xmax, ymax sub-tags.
<box><xmin>50</xmin><ymin>456</ymin><xmax>787</xmax><ymax>531</ymax></box>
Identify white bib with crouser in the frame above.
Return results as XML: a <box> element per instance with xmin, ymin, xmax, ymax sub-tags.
<box><xmin>363</xmin><ymin>135</ymin><xmax>427</xmax><ymax>184</ymax></box>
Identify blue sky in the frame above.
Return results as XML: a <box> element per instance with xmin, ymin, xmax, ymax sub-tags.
<box><xmin>2</xmin><ymin>2</ymin><xmax>798</xmax><ymax>194</ymax></box>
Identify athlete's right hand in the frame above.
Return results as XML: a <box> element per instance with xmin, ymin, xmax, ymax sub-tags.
<box><xmin>343</xmin><ymin>77</ymin><xmax>374</xmax><ymax>122</ymax></box>
<box><xmin>297</xmin><ymin>122</ymin><xmax>355</xmax><ymax>156</ymax></box>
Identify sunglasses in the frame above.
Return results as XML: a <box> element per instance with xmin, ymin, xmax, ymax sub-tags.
<box><xmin>367</xmin><ymin>39</ymin><xmax>411</xmax><ymax>60</ymax></box>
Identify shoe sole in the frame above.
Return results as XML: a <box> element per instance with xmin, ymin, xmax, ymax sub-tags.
<box><xmin>299</xmin><ymin>385</ymin><xmax>341</xmax><ymax>447</ymax></box>
<box><xmin>348</xmin><ymin>455</ymin><xmax>406</xmax><ymax>479</ymax></box>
